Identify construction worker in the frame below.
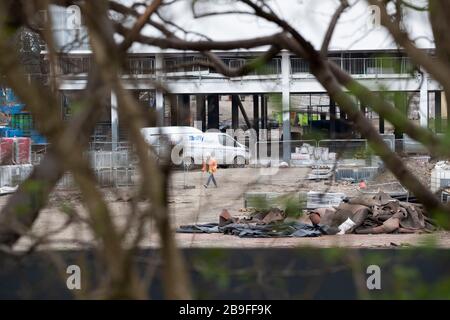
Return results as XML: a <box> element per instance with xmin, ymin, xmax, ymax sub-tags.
<box><xmin>202</xmin><ymin>152</ymin><xmax>218</xmax><ymax>188</ymax></box>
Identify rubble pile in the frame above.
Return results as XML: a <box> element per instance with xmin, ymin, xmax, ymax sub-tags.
<box><xmin>374</xmin><ymin>157</ymin><xmax>434</xmax><ymax>188</ymax></box>
<box><xmin>177</xmin><ymin>208</ymin><xmax>327</xmax><ymax>238</ymax></box>
<box><xmin>176</xmin><ymin>191</ymin><xmax>436</xmax><ymax>238</ymax></box>
<box><xmin>309</xmin><ymin>191</ymin><xmax>436</xmax><ymax>234</ymax></box>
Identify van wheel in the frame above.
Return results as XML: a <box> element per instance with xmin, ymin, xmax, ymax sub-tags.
<box><xmin>182</xmin><ymin>157</ymin><xmax>195</xmax><ymax>169</ymax></box>
<box><xmin>233</xmin><ymin>156</ymin><xmax>246</xmax><ymax>168</ymax></box>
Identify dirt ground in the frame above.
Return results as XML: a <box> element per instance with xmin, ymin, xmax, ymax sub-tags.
<box><xmin>2</xmin><ymin>166</ymin><xmax>450</xmax><ymax>250</ymax></box>
<box><xmin>373</xmin><ymin>156</ymin><xmax>435</xmax><ymax>188</ymax></box>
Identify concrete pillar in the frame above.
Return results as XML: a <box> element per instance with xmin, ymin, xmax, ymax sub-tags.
<box><xmin>330</xmin><ymin>99</ymin><xmax>336</xmax><ymax>139</ymax></box>
<box><xmin>264</xmin><ymin>96</ymin><xmax>268</xmax><ymax>127</ymax></box>
<box><xmin>394</xmin><ymin>91</ymin><xmax>407</xmax><ymax>139</ymax></box>
<box><xmin>443</xmin><ymin>92</ymin><xmax>448</xmax><ymax>128</ymax></box>
<box><xmin>360</xmin><ymin>104</ymin><xmax>366</xmax><ymax>117</ymax></box>
<box><xmin>261</xmin><ymin>95</ymin><xmax>266</xmax><ymax>129</ymax></box>
<box><xmin>253</xmin><ymin>94</ymin><xmax>259</xmax><ymax>138</ymax></box>
<box><xmin>111</xmin><ymin>91</ymin><xmax>118</xmax><ymax>151</ymax></box>
<box><xmin>179</xmin><ymin>94</ymin><xmax>191</xmax><ymax>126</ymax></box>
<box><xmin>155</xmin><ymin>53</ymin><xmax>164</xmax><ymax>126</ymax></box>
<box><xmin>379</xmin><ymin>116</ymin><xmax>385</xmax><ymax>133</ymax></box>
<box><xmin>232</xmin><ymin>95</ymin><xmax>239</xmax><ymax>129</ymax></box>
<box><xmin>419</xmin><ymin>71</ymin><xmax>428</xmax><ymax>127</ymax></box>
<box><xmin>170</xmin><ymin>95</ymin><xmax>178</xmax><ymax>126</ymax></box>
<box><xmin>196</xmin><ymin>94</ymin><xmax>206</xmax><ymax>131</ymax></box>
<box><xmin>207</xmin><ymin>94</ymin><xmax>219</xmax><ymax>129</ymax></box>
<box><xmin>281</xmin><ymin>50</ymin><xmax>291</xmax><ymax>162</ymax></box>
<box><xmin>436</xmin><ymin>91</ymin><xmax>442</xmax><ymax>133</ymax></box>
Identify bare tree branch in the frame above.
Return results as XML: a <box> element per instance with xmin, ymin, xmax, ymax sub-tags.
<box><xmin>320</xmin><ymin>0</ymin><xmax>349</xmax><ymax>56</ymax></box>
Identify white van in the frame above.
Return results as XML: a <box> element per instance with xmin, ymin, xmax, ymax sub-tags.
<box><xmin>140</xmin><ymin>126</ymin><xmax>203</xmax><ymax>145</ymax></box>
<box><xmin>140</xmin><ymin>126</ymin><xmax>249</xmax><ymax>167</ymax></box>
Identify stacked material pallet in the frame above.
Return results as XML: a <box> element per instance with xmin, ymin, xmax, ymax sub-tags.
<box><xmin>306</xmin><ymin>191</ymin><xmax>346</xmax><ymax>209</ymax></box>
<box><xmin>291</xmin><ymin>143</ymin><xmax>336</xmax><ymax>163</ymax></box>
<box><xmin>0</xmin><ymin>137</ymin><xmax>31</xmax><ymax>165</ymax></box>
<box><xmin>431</xmin><ymin>161</ymin><xmax>450</xmax><ymax>192</ymax></box>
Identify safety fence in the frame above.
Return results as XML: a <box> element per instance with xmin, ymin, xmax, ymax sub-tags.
<box><xmin>251</xmin><ymin>134</ymin><xmax>425</xmax><ymax>160</ymax></box>
<box><xmin>335</xmin><ymin>167</ymin><xmax>381</xmax><ymax>182</ymax></box>
<box><xmin>27</xmin><ymin>142</ymin><xmax>137</xmax><ymax>189</ymax></box>
<box><xmin>3</xmin><ymin>137</ymin><xmax>428</xmax><ymax>189</ymax></box>
<box><xmin>254</xmin><ymin>138</ymin><xmax>395</xmax><ymax>163</ymax></box>
<box><xmin>395</xmin><ymin>137</ymin><xmax>429</xmax><ymax>155</ymax></box>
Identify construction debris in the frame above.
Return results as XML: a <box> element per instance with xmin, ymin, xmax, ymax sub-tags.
<box><xmin>177</xmin><ymin>207</ymin><xmax>328</xmax><ymax>238</ymax></box>
<box><xmin>308</xmin><ymin>191</ymin><xmax>436</xmax><ymax>234</ymax></box>
<box><xmin>176</xmin><ymin>191</ymin><xmax>436</xmax><ymax>238</ymax></box>
<box><xmin>306</xmin><ymin>165</ymin><xmax>333</xmax><ymax>180</ymax></box>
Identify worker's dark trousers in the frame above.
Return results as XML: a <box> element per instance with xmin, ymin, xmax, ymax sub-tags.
<box><xmin>206</xmin><ymin>173</ymin><xmax>217</xmax><ymax>187</ymax></box>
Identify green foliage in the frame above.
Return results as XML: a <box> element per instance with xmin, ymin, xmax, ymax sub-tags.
<box><xmin>22</xmin><ymin>179</ymin><xmax>46</xmax><ymax>194</ymax></box>
<box><xmin>193</xmin><ymin>250</ymin><xmax>231</xmax><ymax>295</ymax></box>
<box><xmin>283</xmin><ymin>196</ymin><xmax>303</xmax><ymax>218</ymax></box>
<box><xmin>301</xmin><ymin>129</ymin><xmax>326</xmax><ymax>142</ymax></box>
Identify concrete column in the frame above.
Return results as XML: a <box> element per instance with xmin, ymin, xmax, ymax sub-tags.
<box><xmin>281</xmin><ymin>50</ymin><xmax>291</xmax><ymax>162</ymax></box>
<box><xmin>394</xmin><ymin>91</ymin><xmax>407</xmax><ymax>139</ymax></box>
<box><xmin>419</xmin><ymin>71</ymin><xmax>428</xmax><ymax>127</ymax></box>
<box><xmin>261</xmin><ymin>95</ymin><xmax>266</xmax><ymax>129</ymax></box>
<box><xmin>443</xmin><ymin>92</ymin><xmax>448</xmax><ymax>128</ymax></box>
<box><xmin>379</xmin><ymin>116</ymin><xmax>385</xmax><ymax>133</ymax></box>
<box><xmin>253</xmin><ymin>94</ymin><xmax>259</xmax><ymax>138</ymax></box>
<box><xmin>330</xmin><ymin>99</ymin><xmax>336</xmax><ymax>139</ymax></box>
<box><xmin>264</xmin><ymin>96</ymin><xmax>268</xmax><ymax>127</ymax></box>
<box><xmin>170</xmin><ymin>95</ymin><xmax>178</xmax><ymax>126</ymax></box>
<box><xmin>207</xmin><ymin>94</ymin><xmax>219</xmax><ymax>129</ymax></box>
<box><xmin>155</xmin><ymin>53</ymin><xmax>164</xmax><ymax>126</ymax></box>
<box><xmin>435</xmin><ymin>91</ymin><xmax>442</xmax><ymax>133</ymax></box>
<box><xmin>179</xmin><ymin>94</ymin><xmax>191</xmax><ymax>126</ymax></box>
<box><xmin>111</xmin><ymin>91</ymin><xmax>118</xmax><ymax>151</ymax></box>
<box><xmin>360</xmin><ymin>104</ymin><xmax>366</xmax><ymax>117</ymax></box>
<box><xmin>232</xmin><ymin>95</ymin><xmax>239</xmax><ymax>129</ymax></box>
<box><xmin>196</xmin><ymin>94</ymin><xmax>206</xmax><ymax>131</ymax></box>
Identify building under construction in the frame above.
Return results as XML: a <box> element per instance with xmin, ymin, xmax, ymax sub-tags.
<box><xmin>5</xmin><ymin>2</ymin><xmax>447</xmax><ymax>162</ymax></box>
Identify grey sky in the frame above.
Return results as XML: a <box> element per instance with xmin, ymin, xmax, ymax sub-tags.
<box><xmin>119</xmin><ymin>0</ymin><xmax>434</xmax><ymax>53</ymax></box>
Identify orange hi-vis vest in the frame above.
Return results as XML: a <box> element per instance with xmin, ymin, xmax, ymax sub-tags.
<box><xmin>202</xmin><ymin>158</ymin><xmax>218</xmax><ymax>173</ymax></box>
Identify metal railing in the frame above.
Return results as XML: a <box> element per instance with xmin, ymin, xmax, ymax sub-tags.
<box><xmin>291</xmin><ymin>56</ymin><xmax>415</xmax><ymax>76</ymax></box>
<box><xmin>164</xmin><ymin>56</ymin><xmax>209</xmax><ymax>73</ymax></box>
<box><xmin>125</xmin><ymin>57</ymin><xmax>155</xmax><ymax>75</ymax></box>
<box><xmin>290</xmin><ymin>58</ymin><xmax>310</xmax><ymax>74</ymax></box>
<box><xmin>39</xmin><ymin>54</ymin><xmax>416</xmax><ymax>78</ymax></box>
<box><xmin>220</xmin><ymin>58</ymin><xmax>282</xmax><ymax>76</ymax></box>
<box><xmin>42</xmin><ymin>56</ymin><xmax>156</xmax><ymax>76</ymax></box>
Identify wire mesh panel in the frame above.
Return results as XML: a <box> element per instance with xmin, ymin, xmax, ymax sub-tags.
<box><xmin>318</xmin><ymin>139</ymin><xmax>369</xmax><ymax>160</ymax></box>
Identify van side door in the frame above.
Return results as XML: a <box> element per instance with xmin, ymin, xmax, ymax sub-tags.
<box><xmin>219</xmin><ymin>133</ymin><xmax>239</xmax><ymax>164</ymax></box>
<box><xmin>202</xmin><ymin>133</ymin><xmax>222</xmax><ymax>164</ymax></box>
